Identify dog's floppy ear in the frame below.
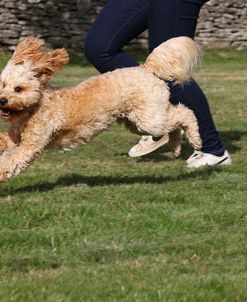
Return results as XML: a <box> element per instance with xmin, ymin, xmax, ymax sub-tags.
<box><xmin>32</xmin><ymin>48</ymin><xmax>69</xmax><ymax>83</ymax></box>
<box><xmin>11</xmin><ymin>37</ymin><xmax>44</xmax><ymax>65</ymax></box>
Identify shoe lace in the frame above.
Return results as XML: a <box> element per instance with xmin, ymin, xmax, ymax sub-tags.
<box><xmin>138</xmin><ymin>136</ymin><xmax>151</xmax><ymax>146</ymax></box>
<box><xmin>188</xmin><ymin>151</ymin><xmax>203</xmax><ymax>161</ymax></box>
<box><xmin>195</xmin><ymin>152</ymin><xmax>203</xmax><ymax>159</ymax></box>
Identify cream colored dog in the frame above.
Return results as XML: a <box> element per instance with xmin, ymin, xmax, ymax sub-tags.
<box><xmin>0</xmin><ymin>36</ymin><xmax>201</xmax><ymax>182</ymax></box>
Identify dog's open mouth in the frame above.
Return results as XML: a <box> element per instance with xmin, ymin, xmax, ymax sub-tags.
<box><xmin>1</xmin><ymin>109</ymin><xmax>12</xmax><ymax>117</ymax></box>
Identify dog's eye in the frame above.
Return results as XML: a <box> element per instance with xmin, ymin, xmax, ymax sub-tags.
<box><xmin>14</xmin><ymin>87</ymin><xmax>22</xmax><ymax>93</ymax></box>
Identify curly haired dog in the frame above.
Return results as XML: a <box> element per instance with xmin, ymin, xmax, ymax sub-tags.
<box><xmin>0</xmin><ymin>36</ymin><xmax>201</xmax><ymax>182</ymax></box>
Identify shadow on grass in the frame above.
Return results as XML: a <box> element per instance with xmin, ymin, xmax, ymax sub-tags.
<box><xmin>219</xmin><ymin>130</ymin><xmax>247</xmax><ymax>153</ymax></box>
<box><xmin>0</xmin><ymin>130</ymin><xmax>244</xmax><ymax>196</ymax></box>
<box><xmin>114</xmin><ymin>150</ymin><xmax>172</xmax><ymax>162</ymax></box>
<box><xmin>1</xmin><ymin>168</ymin><xmax>221</xmax><ymax>196</ymax></box>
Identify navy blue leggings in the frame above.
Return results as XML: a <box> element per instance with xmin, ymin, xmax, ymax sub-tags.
<box><xmin>85</xmin><ymin>0</ymin><xmax>225</xmax><ymax>155</ymax></box>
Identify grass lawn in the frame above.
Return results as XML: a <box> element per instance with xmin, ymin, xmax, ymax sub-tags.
<box><xmin>0</xmin><ymin>48</ymin><xmax>247</xmax><ymax>302</ymax></box>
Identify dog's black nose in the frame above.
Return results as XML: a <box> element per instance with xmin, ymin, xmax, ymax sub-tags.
<box><xmin>0</xmin><ymin>98</ymin><xmax>8</xmax><ymax>106</ymax></box>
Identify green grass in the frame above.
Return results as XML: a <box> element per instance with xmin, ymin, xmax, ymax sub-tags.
<box><xmin>0</xmin><ymin>48</ymin><xmax>247</xmax><ymax>302</ymax></box>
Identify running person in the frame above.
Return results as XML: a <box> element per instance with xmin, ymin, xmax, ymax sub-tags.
<box><xmin>84</xmin><ymin>0</ymin><xmax>231</xmax><ymax>167</ymax></box>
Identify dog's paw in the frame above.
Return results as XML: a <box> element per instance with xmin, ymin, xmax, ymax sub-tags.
<box><xmin>0</xmin><ymin>162</ymin><xmax>15</xmax><ymax>182</ymax></box>
<box><xmin>0</xmin><ymin>171</ymin><xmax>11</xmax><ymax>183</ymax></box>
<box><xmin>173</xmin><ymin>145</ymin><xmax>182</xmax><ymax>158</ymax></box>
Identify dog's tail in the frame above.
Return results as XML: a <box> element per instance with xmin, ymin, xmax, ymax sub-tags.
<box><xmin>142</xmin><ymin>36</ymin><xmax>200</xmax><ymax>84</ymax></box>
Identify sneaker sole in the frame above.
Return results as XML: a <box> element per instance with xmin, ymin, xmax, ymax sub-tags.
<box><xmin>187</xmin><ymin>156</ymin><xmax>232</xmax><ymax>168</ymax></box>
<box><xmin>128</xmin><ymin>136</ymin><xmax>169</xmax><ymax>157</ymax></box>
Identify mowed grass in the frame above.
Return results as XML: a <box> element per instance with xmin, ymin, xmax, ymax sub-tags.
<box><xmin>0</xmin><ymin>48</ymin><xmax>247</xmax><ymax>302</ymax></box>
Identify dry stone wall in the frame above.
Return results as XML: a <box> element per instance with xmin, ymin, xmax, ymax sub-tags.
<box><xmin>197</xmin><ymin>0</ymin><xmax>247</xmax><ymax>48</ymax></box>
<box><xmin>0</xmin><ymin>0</ymin><xmax>246</xmax><ymax>51</ymax></box>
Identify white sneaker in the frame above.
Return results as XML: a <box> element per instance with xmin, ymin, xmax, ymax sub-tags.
<box><xmin>187</xmin><ymin>150</ymin><xmax>232</xmax><ymax>168</ymax></box>
<box><xmin>186</xmin><ymin>150</ymin><xmax>203</xmax><ymax>165</ymax></box>
<box><xmin>128</xmin><ymin>135</ymin><xmax>169</xmax><ymax>157</ymax></box>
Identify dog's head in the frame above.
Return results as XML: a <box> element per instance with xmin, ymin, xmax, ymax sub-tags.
<box><xmin>0</xmin><ymin>37</ymin><xmax>69</xmax><ymax>123</ymax></box>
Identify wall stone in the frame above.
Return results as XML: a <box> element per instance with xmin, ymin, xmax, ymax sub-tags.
<box><xmin>0</xmin><ymin>0</ymin><xmax>246</xmax><ymax>51</ymax></box>
<box><xmin>196</xmin><ymin>0</ymin><xmax>247</xmax><ymax>48</ymax></box>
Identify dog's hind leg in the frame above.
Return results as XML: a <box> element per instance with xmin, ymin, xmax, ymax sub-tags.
<box><xmin>168</xmin><ymin>129</ymin><xmax>182</xmax><ymax>157</ymax></box>
<box><xmin>165</xmin><ymin>104</ymin><xmax>202</xmax><ymax>151</ymax></box>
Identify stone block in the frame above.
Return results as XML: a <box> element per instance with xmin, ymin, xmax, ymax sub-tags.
<box><xmin>0</xmin><ymin>0</ymin><xmax>246</xmax><ymax>50</ymax></box>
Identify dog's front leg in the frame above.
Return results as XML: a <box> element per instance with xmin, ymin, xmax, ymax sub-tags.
<box><xmin>0</xmin><ymin>134</ymin><xmax>14</xmax><ymax>152</ymax></box>
<box><xmin>0</xmin><ymin>129</ymin><xmax>52</xmax><ymax>182</ymax></box>
<box><xmin>0</xmin><ymin>126</ymin><xmax>20</xmax><ymax>153</ymax></box>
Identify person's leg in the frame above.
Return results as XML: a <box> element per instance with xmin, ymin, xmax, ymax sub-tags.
<box><xmin>84</xmin><ymin>0</ymin><xmax>149</xmax><ymax>73</ymax></box>
<box><xmin>148</xmin><ymin>0</ymin><xmax>227</xmax><ymax>158</ymax></box>
<box><xmin>148</xmin><ymin>0</ymin><xmax>209</xmax><ymax>47</ymax></box>
<box><xmin>85</xmin><ymin>0</ymin><xmax>171</xmax><ymax>158</ymax></box>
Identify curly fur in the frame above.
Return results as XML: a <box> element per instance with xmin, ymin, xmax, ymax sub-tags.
<box><xmin>0</xmin><ymin>36</ymin><xmax>201</xmax><ymax>182</ymax></box>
